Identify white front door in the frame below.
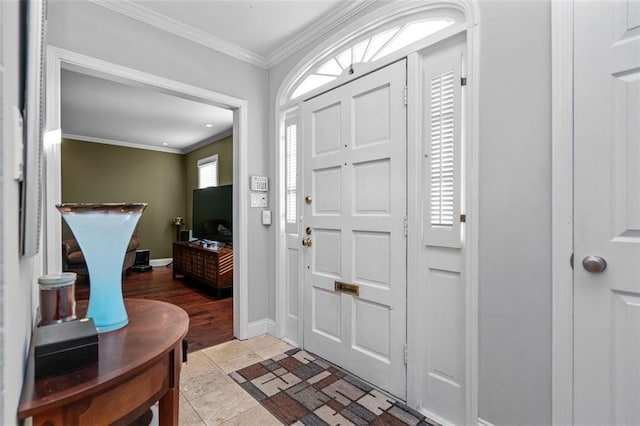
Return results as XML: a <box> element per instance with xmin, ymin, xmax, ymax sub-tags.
<box><xmin>301</xmin><ymin>60</ymin><xmax>407</xmax><ymax>398</ymax></box>
<box><xmin>574</xmin><ymin>1</ymin><xmax>640</xmax><ymax>424</ymax></box>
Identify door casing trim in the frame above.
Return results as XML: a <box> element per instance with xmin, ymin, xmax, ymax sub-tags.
<box><xmin>551</xmin><ymin>1</ymin><xmax>574</xmax><ymax>425</ymax></box>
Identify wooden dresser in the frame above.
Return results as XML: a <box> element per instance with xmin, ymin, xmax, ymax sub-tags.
<box><xmin>172</xmin><ymin>242</ymin><xmax>233</xmax><ymax>295</ymax></box>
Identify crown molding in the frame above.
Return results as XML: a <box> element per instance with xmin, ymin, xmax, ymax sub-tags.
<box><xmin>89</xmin><ymin>0</ymin><xmax>376</xmax><ymax>70</ymax></box>
<box><xmin>63</xmin><ymin>129</ymin><xmax>233</xmax><ymax>155</ymax></box>
<box><xmin>63</xmin><ymin>133</ymin><xmax>185</xmax><ymax>154</ymax></box>
<box><xmin>183</xmin><ymin>128</ymin><xmax>233</xmax><ymax>154</ymax></box>
<box><xmin>89</xmin><ymin>0</ymin><xmax>268</xmax><ymax>68</ymax></box>
<box><xmin>265</xmin><ymin>0</ymin><xmax>377</xmax><ymax>68</ymax></box>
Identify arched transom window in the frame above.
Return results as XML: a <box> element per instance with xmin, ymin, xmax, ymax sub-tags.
<box><xmin>290</xmin><ymin>17</ymin><xmax>456</xmax><ymax>100</ymax></box>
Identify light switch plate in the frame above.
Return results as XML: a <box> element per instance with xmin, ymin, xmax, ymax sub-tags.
<box><xmin>250</xmin><ymin>193</ymin><xmax>268</xmax><ymax>208</ymax></box>
<box><xmin>262</xmin><ymin>210</ymin><xmax>272</xmax><ymax>225</ymax></box>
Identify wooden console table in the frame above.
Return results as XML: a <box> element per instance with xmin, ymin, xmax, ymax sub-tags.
<box><xmin>173</xmin><ymin>241</ymin><xmax>233</xmax><ymax>296</ymax></box>
<box><xmin>19</xmin><ymin>299</ymin><xmax>189</xmax><ymax>425</ymax></box>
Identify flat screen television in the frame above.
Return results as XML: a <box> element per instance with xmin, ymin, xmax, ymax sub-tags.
<box><xmin>192</xmin><ymin>185</ymin><xmax>233</xmax><ymax>243</ymax></box>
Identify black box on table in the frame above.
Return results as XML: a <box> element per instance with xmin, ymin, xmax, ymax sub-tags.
<box><xmin>35</xmin><ymin>318</ymin><xmax>99</xmax><ymax>378</ymax></box>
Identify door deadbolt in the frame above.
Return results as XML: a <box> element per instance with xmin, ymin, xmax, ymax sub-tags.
<box><xmin>305</xmin><ymin>195</ymin><xmax>312</xmax><ymax>204</ymax></box>
<box><xmin>305</xmin><ymin>227</ymin><xmax>312</xmax><ymax>235</ymax></box>
<box><xmin>302</xmin><ymin>238</ymin><xmax>312</xmax><ymax>247</ymax></box>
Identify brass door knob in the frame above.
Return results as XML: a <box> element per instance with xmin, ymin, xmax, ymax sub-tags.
<box><xmin>302</xmin><ymin>238</ymin><xmax>312</xmax><ymax>247</ymax></box>
<box><xmin>305</xmin><ymin>195</ymin><xmax>312</xmax><ymax>204</ymax></box>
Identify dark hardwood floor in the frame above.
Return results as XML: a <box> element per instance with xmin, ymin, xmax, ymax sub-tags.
<box><xmin>75</xmin><ymin>265</ymin><xmax>233</xmax><ymax>352</ymax></box>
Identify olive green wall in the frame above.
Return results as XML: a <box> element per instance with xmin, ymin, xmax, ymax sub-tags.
<box><xmin>184</xmin><ymin>135</ymin><xmax>233</xmax><ymax>230</ymax></box>
<box><xmin>61</xmin><ymin>138</ymin><xmax>186</xmax><ymax>258</ymax></box>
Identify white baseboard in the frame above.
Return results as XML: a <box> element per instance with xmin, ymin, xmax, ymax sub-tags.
<box><xmin>267</xmin><ymin>319</ymin><xmax>277</xmax><ymax>336</ymax></box>
<box><xmin>417</xmin><ymin>408</ymin><xmax>454</xmax><ymax>426</ymax></box>
<box><xmin>478</xmin><ymin>418</ymin><xmax>495</xmax><ymax>426</ymax></box>
<box><xmin>150</xmin><ymin>258</ymin><xmax>172</xmax><ymax>267</ymax></box>
<box><xmin>281</xmin><ymin>336</ymin><xmax>300</xmax><ymax>348</ymax></box>
<box><xmin>244</xmin><ymin>318</ymin><xmax>276</xmax><ymax>339</ymax></box>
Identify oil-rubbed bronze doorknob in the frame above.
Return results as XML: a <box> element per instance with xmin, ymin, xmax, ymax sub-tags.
<box><xmin>305</xmin><ymin>195</ymin><xmax>312</xmax><ymax>204</ymax></box>
<box><xmin>302</xmin><ymin>238</ymin><xmax>312</xmax><ymax>247</ymax></box>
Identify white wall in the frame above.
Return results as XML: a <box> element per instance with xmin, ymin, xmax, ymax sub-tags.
<box><xmin>46</xmin><ymin>1</ymin><xmax>273</xmax><ymax>324</ymax></box>
<box><xmin>269</xmin><ymin>1</ymin><xmax>553</xmax><ymax>424</ymax></box>
<box><xmin>1</xmin><ymin>1</ymin><xmax>40</xmax><ymax>424</ymax></box>
<box><xmin>477</xmin><ymin>2</ymin><xmax>552</xmax><ymax>424</ymax></box>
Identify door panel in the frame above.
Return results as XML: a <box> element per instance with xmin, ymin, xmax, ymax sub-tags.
<box><xmin>353</xmin><ymin>231</ymin><xmax>391</xmax><ymax>288</ymax></box>
<box><xmin>302</xmin><ymin>60</ymin><xmax>407</xmax><ymax>398</ymax></box>
<box><xmin>313</xmin><ymin>167</ymin><xmax>342</xmax><ymax>214</ymax></box>
<box><xmin>314</xmin><ymin>228</ymin><xmax>342</xmax><ymax>277</ymax></box>
<box><xmin>574</xmin><ymin>1</ymin><xmax>640</xmax><ymax>424</ymax></box>
<box><xmin>353</xmin><ymin>87</ymin><xmax>391</xmax><ymax>147</ymax></box>
<box><xmin>353</xmin><ymin>159</ymin><xmax>391</xmax><ymax>214</ymax></box>
<box><xmin>428</xmin><ymin>269</ymin><xmax>463</xmax><ymax>380</ymax></box>
<box><xmin>312</xmin><ymin>287</ymin><xmax>342</xmax><ymax>341</ymax></box>
<box><xmin>353</xmin><ymin>298</ymin><xmax>391</xmax><ymax>360</ymax></box>
<box><xmin>313</xmin><ymin>102</ymin><xmax>342</xmax><ymax>156</ymax></box>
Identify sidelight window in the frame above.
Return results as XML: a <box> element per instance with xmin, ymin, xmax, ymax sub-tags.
<box><xmin>423</xmin><ymin>44</ymin><xmax>464</xmax><ymax>248</ymax></box>
<box><xmin>285</xmin><ymin>115</ymin><xmax>298</xmax><ymax>224</ymax></box>
<box><xmin>429</xmin><ymin>70</ymin><xmax>456</xmax><ymax>228</ymax></box>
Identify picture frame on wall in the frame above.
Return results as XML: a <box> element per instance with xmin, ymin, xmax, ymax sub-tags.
<box><xmin>21</xmin><ymin>0</ymin><xmax>47</xmax><ymax>256</ymax></box>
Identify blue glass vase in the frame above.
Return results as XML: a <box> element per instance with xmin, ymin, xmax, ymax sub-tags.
<box><xmin>57</xmin><ymin>203</ymin><xmax>147</xmax><ymax>333</ymax></box>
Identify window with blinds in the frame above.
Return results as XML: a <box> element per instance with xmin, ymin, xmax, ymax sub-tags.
<box><xmin>429</xmin><ymin>71</ymin><xmax>455</xmax><ymax>228</ymax></box>
<box><xmin>285</xmin><ymin>119</ymin><xmax>298</xmax><ymax>224</ymax></box>
<box><xmin>198</xmin><ymin>154</ymin><xmax>218</xmax><ymax>189</ymax></box>
<box><xmin>424</xmin><ymin>46</ymin><xmax>463</xmax><ymax>248</ymax></box>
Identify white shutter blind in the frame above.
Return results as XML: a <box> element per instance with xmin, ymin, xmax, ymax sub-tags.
<box><xmin>424</xmin><ymin>48</ymin><xmax>463</xmax><ymax>248</ymax></box>
<box><xmin>198</xmin><ymin>154</ymin><xmax>218</xmax><ymax>188</ymax></box>
<box><xmin>430</xmin><ymin>71</ymin><xmax>455</xmax><ymax>227</ymax></box>
<box><xmin>284</xmin><ymin>115</ymin><xmax>298</xmax><ymax>232</ymax></box>
<box><xmin>285</xmin><ymin>117</ymin><xmax>298</xmax><ymax>224</ymax></box>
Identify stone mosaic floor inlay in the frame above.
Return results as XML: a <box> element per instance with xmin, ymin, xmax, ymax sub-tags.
<box><xmin>229</xmin><ymin>348</ymin><xmax>437</xmax><ymax>426</ymax></box>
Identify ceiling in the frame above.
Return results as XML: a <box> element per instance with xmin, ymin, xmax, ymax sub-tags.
<box><xmin>134</xmin><ymin>0</ymin><xmax>351</xmax><ymax>60</ymax></box>
<box><xmin>61</xmin><ymin>69</ymin><xmax>233</xmax><ymax>153</ymax></box>
<box><xmin>61</xmin><ymin>0</ymin><xmax>374</xmax><ymax>153</ymax></box>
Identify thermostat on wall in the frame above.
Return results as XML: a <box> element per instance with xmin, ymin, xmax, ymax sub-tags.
<box><xmin>251</xmin><ymin>176</ymin><xmax>268</xmax><ymax>192</ymax></box>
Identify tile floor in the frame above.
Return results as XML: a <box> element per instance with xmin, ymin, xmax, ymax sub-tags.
<box><xmin>179</xmin><ymin>335</ymin><xmax>292</xmax><ymax>425</ymax></box>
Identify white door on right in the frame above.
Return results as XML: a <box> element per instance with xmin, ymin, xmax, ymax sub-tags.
<box><xmin>574</xmin><ymin>1</ymin><xmax>640</xmax><ymax>424</ymax></box>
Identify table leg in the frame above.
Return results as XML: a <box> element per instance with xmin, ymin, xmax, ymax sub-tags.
<box><xmin>158</xmin><ymin>387</ymin><xmax>179</xmax><ymax>426</ymax></box>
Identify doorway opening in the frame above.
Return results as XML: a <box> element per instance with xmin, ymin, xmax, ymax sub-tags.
<box><xmin>44</xmin><ymin>46</ymin><xmax>251</xmax><ymax>341</ymax></box>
